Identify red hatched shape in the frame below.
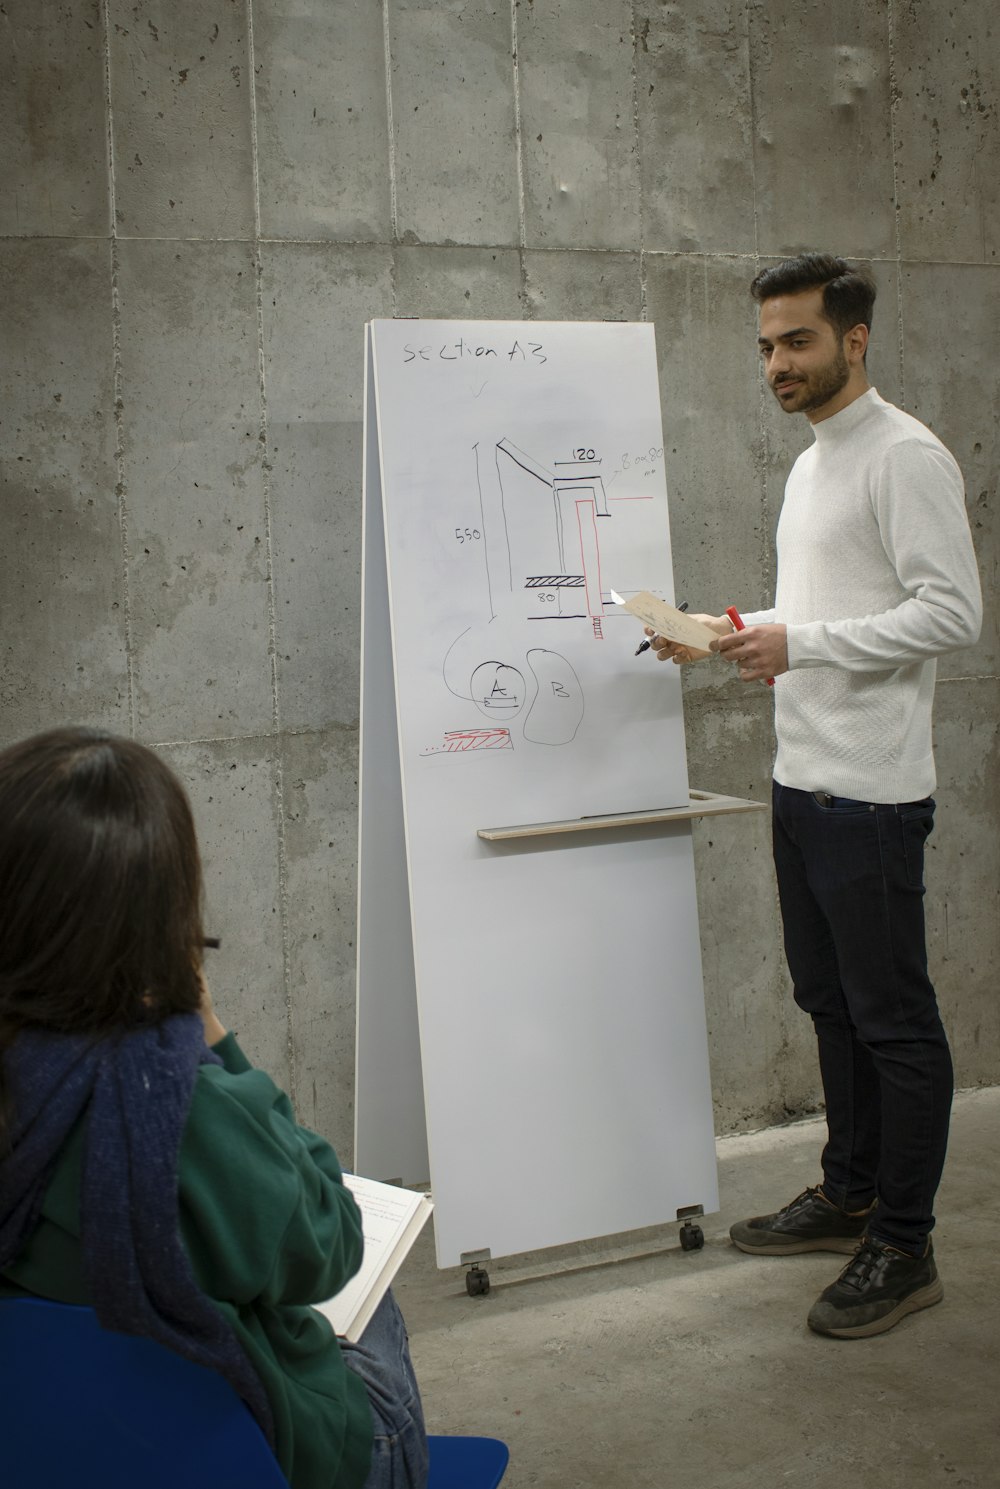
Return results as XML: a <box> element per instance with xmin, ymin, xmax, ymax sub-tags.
<box><xmin>442</xmin><ymin>728</ymin><xmax>513</xmax><ymax>752</ymax></box>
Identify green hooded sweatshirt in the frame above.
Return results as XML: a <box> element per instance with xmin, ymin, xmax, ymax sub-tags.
<box><xmin>0</xmin><ymin>1032</ymin><xmax>374</xmax><ymax>1489</ymax></box>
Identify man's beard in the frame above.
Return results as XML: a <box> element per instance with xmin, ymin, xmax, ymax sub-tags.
<box><xmin>771</xmin><ymin>345</ymin><xmax>850</xmax><ymax>413</ymax></box>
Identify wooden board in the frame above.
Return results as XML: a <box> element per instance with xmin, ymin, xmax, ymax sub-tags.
<box><xmin>477</xmin><ymin>789</ymin><xmax>766</xmax><ymax>840</ymax></box>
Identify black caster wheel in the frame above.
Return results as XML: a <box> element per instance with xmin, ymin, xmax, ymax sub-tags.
<box><xmin>465</xmin><ymin>1265</ymin><xmax>490</xmax><ymax>1297</ymax></box>
<box><xmin>679</xmin><ymin>1221</ymin><xmax>705</xmax><ymax>1252</ymax></box>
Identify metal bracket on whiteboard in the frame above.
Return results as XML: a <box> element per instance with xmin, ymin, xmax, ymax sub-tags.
<box><xmin>476</xmin><ymin>789</ymin><xmax>767</xmax><ymax>842</ymax></box>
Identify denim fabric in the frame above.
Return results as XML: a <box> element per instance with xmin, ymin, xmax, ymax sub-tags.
<box><xmin>771</xmin><ymin>782</ymin><xmax>953</xmax><ymax>1254</ymax></box>
<box><xmin>341</xmin><ymin>1290</ymin><xmax>429</xmax><ymax>1489</ymax></box>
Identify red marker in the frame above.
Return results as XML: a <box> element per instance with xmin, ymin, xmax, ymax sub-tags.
<box><xmin>725</xmin><ymin>606</ymin><xmax>774</xmax><ymax>687</ymax></box>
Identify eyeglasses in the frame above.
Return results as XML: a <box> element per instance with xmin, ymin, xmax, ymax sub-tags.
<box><xmin>203</xmin><ymin>936</ymin><xmax>221</xmax><ymax>950</ymax></box>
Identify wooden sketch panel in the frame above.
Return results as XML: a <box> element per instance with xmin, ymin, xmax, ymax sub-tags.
<box><xmin>360</xmin><ymin>320</ymin><xmax>718</xmax><ymax>1267</ymax></box>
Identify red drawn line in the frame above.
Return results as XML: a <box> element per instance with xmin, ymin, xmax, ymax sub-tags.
<box><xmin>441</xmin><ymin>728</ymin><xmax>512</xmax><ymax>751</ymax></box>
<box><xmin>575</xmin><ymin>498</ymin><xmax>605</xmax><ymax>627</ymax></box>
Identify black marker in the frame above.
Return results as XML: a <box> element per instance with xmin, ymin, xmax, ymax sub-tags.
<box><xmin>636</xmin><ymin>601</ymin><xmax>688</xmax><ymax>655</ymax></box>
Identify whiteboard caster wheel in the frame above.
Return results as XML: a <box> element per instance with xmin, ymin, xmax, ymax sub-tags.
<box><xmin>465</xmin><ymin>1265</ymin><xmax>490</xmax><ymax>1296</ymax></box>
<box><xmin>679</xmin><ymin>1221</ymin><xmax>704</xmax><ymax>1252</ymax></box>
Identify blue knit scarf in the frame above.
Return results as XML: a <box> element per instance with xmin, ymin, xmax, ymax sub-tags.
<box><xmin>0</xmin><ymin>1013</ymin><xmax>274</xmax><ymax>1444</ymax></box>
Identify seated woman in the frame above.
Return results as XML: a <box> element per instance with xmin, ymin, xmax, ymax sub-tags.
<box><xmin>0</xmin><ymin>726</ymin><xmax>428</xmax><ymax>1489</ymax></box>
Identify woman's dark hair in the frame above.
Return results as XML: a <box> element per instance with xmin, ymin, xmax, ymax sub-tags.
<box><xmin>0</xmin><ymin>727</ymin><xmax>206</xmax><ymax>1043</ymax></box>
<box><xmin>750</xmin><ymin>252</ymin><xmax>877</xmax><ymax>340</ymax></box>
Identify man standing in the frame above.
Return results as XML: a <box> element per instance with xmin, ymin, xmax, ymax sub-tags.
<box><xmin>655</xmin><ymin>253</ymin><xmax>982</xmax><ymax>1338</ymax></box>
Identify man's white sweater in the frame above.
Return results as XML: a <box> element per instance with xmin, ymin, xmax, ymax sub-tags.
<box><xmin>744</xmin><ymin>388</ymin><xmax>982</xmax><ymax>803</ymax></box>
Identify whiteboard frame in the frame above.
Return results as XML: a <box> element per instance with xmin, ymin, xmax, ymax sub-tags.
<box><xmin>354</xmin><ymin>331</ymin><xmax>429</xmax><ymax>1183</ymax></box>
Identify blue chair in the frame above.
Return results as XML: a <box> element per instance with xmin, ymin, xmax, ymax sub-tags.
<box><xmin>0</xmin><ymin>1297</ymin><xmax>508</xmax><ymax>1489</ymax></box>
<box><xmin>427</xmin><ymin>1434</ymin><xmax>510</xmax><ymax>1489</ymax></box>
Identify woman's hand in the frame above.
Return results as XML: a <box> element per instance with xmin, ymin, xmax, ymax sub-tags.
<box><xmin>198</xmin><ymin>970</ymin><xmax>228</xmax><ymax>1047</ymax></box>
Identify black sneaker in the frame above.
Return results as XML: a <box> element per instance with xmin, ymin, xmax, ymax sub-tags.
<box><xmin>807</xmin><ymin>1237</ymin><xmax>942</xmax><ymax>1338</ymax></box>
<box><xmin>730</xmin><ymin>1185</ymin><xmax>873</xmax><ymax>1255</ymax></box>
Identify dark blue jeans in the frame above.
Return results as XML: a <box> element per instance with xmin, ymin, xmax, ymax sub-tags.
<box><xmin>341</xmin><ymin>1290</ymin><xmax>429</xmax><ymax>1489</ymax></box>
<box><xmin>771</xmin><ymin>782</ymin><xmax>953</xmax><ymax>1255</ymax></box>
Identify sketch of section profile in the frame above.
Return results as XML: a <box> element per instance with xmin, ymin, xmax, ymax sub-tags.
<box><xmin>420</xmin><ymin>727</ymin><xmax>513</xmax><ymax>756</ymax></box>
<box><xmin>523</xmin><ymin>649</ymin><xmax>584</xmax><ymax>745</ymax></box>
<box><xmin>470</xmin><ymin>661</ymin><xmax>526</xmax><ymax>720</ymax></box>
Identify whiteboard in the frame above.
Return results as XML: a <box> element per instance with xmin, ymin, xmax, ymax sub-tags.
<box><xmin>356</xmin><ymin>320</ymin><xmax>718</xmax><ymax>1267</ymax></box>
<box><xmin>372</xmin><ymin>319</ymin><xmax>690</xmax><ymax>821</ymax></box>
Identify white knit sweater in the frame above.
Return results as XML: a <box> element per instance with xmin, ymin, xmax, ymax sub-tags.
<box><xmin>743</xmin><ymin>388</ymin><xmax>982</xmax><ymax>802</ymax></box>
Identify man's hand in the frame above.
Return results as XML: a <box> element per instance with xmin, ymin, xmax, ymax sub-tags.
<box><xmin>649</xmin><ymin>613</ymin><xmax>733</xmax><ymax>664</ymax></box>
<box><xmin>714</xmin><ymin>623</ymin><xmax>788</xmax><ymax>682</ymax></box>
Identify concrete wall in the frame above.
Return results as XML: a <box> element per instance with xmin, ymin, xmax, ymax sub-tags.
<box><xmin>2</xmin><ymin>1</ymin><xmax>997</xmax><ymax>1159</ymax></box>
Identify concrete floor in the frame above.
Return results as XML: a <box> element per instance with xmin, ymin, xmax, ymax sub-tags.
<box><xmin>396</xmin><ymin>1086</ymin><xmax>1000</xmax><ymax>1489</ymax></box>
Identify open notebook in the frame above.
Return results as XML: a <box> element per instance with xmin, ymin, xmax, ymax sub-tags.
<box><xmin>313</xmin><ymin>1175</ymin><xmax>434</xmax><ymax>1343</ymax></box>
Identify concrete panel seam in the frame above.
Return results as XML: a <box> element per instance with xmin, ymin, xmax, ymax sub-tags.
<box><xmin>629</xmin><ymin>5</ymin><xmax>645</xmax><ymax>320</ymax></box>
<box><xmin>148</xmin><ymin>725</ymin><xmax>358</xmax><ymax>752</ymax></box>
<box><xmin>381</xmin><ymin>0</ymin><xmax>399</xmax><ymax>245</ymax></box>
<box><xmin>247</xmin><ymin>0</ymin><xmax>296</xmax><ymax>1108</ymax></box>
<box><xmin>895</xmin><ymin>258</ymin><xmax>1000</xmax><ymax>270</ymax></box>
<box><xmin>109</xmin><ymin>239</ymin><xmax>136</xmax><ymax>738</ymax></box>
<box><xmin>510</xmin><ymin>0</ymin><xmax>528</xmax><ymax>256</ymax></box>
<box><xmin>512</xmin><ymin>0</ymin><xmax>528</xmax><ymax>317</ymax></box>
<box><xmin>0</xmin><ymin>233</ymin><xmax>113</xmax><ymax>244</ymax></box>
<box><xmin>6</xmin><ymin>236</ymin><xmax>934</xmax><ymax>260</ymax></box>
<box><xmin>212</xmin><ymin>237</ymin><xmax>673</xmax><ymax>255</ymax></box>
<box><xmin>686</xmin><ymin>687</ymin><xmax>778</xmax><ymax>716</ymax></box>
<box><xmin>746</xmin><ymin>0</ymin><xmax>760</xmax><ymax>262</ymax></box>
<box><xmin>101</xmin><ymin>0</ymin><xmax>136</xmax><ymax>736</ymax></box>
<box><xmin>643</xmin><ymin>249</ymin><xmax>759</xmax><ymax>266</ymax></box>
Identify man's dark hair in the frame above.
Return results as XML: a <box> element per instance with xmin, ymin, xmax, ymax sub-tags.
<box><xmin>0</xmin><ymin>727</ymin><xmax>206</xmax><ymax>1047</ymax></box>
<box><xmin>750</xmin><ymin>253</ymin><xmax>877</xmax><ymax>339</ymax></box>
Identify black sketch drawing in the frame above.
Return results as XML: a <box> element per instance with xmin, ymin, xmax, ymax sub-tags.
<box><xmin>476</xmin><ymin>438</ymin><xmax>627</xmax><ymax>641</ymax></box>
<box><xmin>425</xmin><ymin>435</ymin><xmax>658</xmax><ymax>759</ymax></box>
<box><xmin>469</xmin><ymin>661</ymin><xmax>526</xmax><ymax>720</ymax></box>
<box><xmin>427</xmin><ymin>627</ymin><xmax>586</xmax><ymax>757</ymax></box>
<box><xmin>523</xmin><ymin>649</ymin><xmax>584</xmax><ymax>745</ymax></box>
